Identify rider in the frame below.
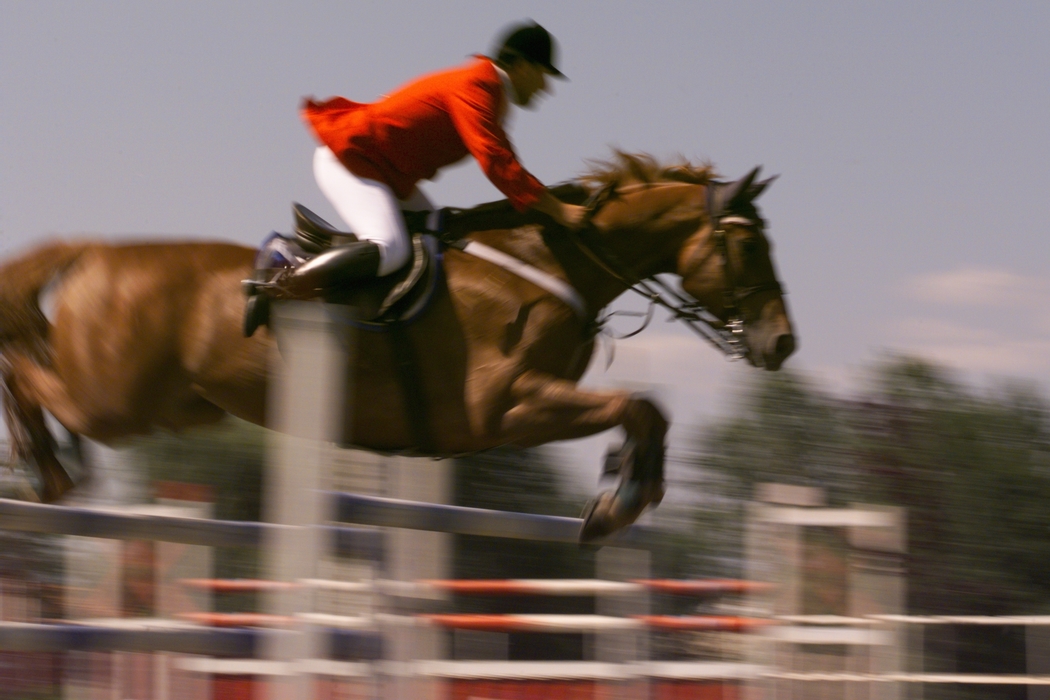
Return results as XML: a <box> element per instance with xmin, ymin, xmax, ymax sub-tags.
<box><xmin>285</xmin><ymin>21</ymin><xmax>588</xmax><ymax>296</ymax></box>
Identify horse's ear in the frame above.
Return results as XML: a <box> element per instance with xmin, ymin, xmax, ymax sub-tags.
<box><xmin>709</xmin><ymin>167</ymin><xmax>765</xmax><ymax>219</ymax></box>
<box><xmin>748</xmin><ymin>174</ymin><xmax>778</xmax><ymax>200</ymax></box>
<box><xmin>725</xmin><ymin>167</ymin><xmax>761</xmax><ymax>206</ymax></box>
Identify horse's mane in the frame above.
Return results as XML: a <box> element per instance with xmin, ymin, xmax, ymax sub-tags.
<box><xmin>579</xmin><ymin>151</ymin><xmax>717</xmax><ymax>189</ymax></box>
<box><xmin>446</xmin><ymin>151</ymin><xmax>717</xmax><ymax>235</ymax></box>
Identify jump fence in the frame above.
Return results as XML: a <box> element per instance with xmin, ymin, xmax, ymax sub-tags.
<box><xmin>0</xmin><ymin>486</ymin><xmax>760</xmax><ymax>699</ymax></box>
<box><xmin>6</xmin><ymin>302</ymin><xmax>1049</xmax><ymax>700</ymax></box>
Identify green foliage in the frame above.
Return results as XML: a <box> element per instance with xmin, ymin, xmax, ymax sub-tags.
<box><xmin>685</xmin><ymin>357</ymin><xmax>1050</xmax><ymax>615</ymax></box>
<box><xmin>681</xmin><ymin>370</ymin><xmax>863</xmax><ymax>578</ymax></box>
<box><xmin>692</xmin><ymin>370</ymin><xmax>864</xmax><ymax>502</ymax></box>
<box><xmin>855</xmin><ymin>358</ymin><xmax>1050</xmax><ymax>615</ymax></box>
<box><xmin>127</xmin><ymin>417</ymin><xmax>267</xmax><ymax>523</ymax></box>
<box><xmin>453</xmin><ymin>446</ymin><xmax>594</xmax><ymax>581</ymax></box>
<box><xmin>685</xmin><ymin>355</ymin><xmax>1050</xmax><ymax>697</ymax></box>
<box><xmin>126</xmin><ymin>417</ymin><xmax>268</xmax><ymax>586</ymax></box>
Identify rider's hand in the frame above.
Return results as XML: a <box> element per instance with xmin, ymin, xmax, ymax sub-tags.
<box><xmin>534</xmin><ymin>190</ymin><xmax>588</xmax><ymax>231</ymax></box>
<box><xmin>556</xmin><ymin>203</ymin><xmax>588</xmax><ymax>230</ymax></box>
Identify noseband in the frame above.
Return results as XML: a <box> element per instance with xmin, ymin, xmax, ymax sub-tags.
<box><xmin>570</xmin><ymin>182</ymin><xmax>784</xmax><ymax>360</ymax></box>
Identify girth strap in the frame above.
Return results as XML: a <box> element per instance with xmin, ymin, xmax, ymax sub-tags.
<box><xmin>388</xmin><ymin>324</ymin><xmax>434</xmax><ymax>454</ymax></box>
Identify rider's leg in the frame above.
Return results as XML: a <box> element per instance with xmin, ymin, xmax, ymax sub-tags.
<box><xmin>282</xmin><ymin>241</ymin><xmax>382</xmax><ymax>297</ymax></box>
<box><xmin>312</xmin><ymin>146</ymin><xmax>411</xmax><ymax>276</ymax></box>
<box><xmin>401</xmin><ymin>185</ymin><xmax>435</xmax><ymax>215</ymax></box>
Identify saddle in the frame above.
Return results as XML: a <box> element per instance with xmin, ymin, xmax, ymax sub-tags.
<box><xmin>243</xmin><ymin>204</ymin><xmax>441</xmax><ymax>337</ymax></box>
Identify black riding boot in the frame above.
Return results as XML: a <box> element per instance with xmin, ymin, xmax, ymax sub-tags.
<box><xmin>283</xmin><ymin>241</ymin><xmax>382</xmax><ymax>298</ymax></box>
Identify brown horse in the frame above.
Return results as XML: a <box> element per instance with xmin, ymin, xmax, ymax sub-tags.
<box><xmin>0</xmin><ymin>153</ymin><xmax>795</xmax><ymax>541</ymax></box>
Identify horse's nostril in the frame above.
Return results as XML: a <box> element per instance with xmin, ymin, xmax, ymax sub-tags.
<box><xmin>775</xmin><ymin>333</ymin><xmax>796</xmax><ymax>358</ymax></box>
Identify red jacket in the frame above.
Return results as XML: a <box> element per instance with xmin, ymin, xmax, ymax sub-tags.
<box><xmin>302</xmin><ymin>57</ymin><xmax>545</xmax><ymax>212</ymax></box>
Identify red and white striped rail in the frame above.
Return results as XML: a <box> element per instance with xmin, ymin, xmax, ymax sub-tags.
<box><xmin>418</xmin><ymin>614</ymin><xmax>771</xmax><ymax>633</ymax></box>
<box><xmin>178</xmin><ymin>577</ymin><xmax>771</xmax><ymax>597</ymax></box>
<box><xmin>415</xmin><ymin>578</ymin><xmax>771</xmax><ymax>596</ymax></box>
<box><xmin>173</xmin><ymin>611</ymin><xmax>770</xmax><ymax>633</ymax></box>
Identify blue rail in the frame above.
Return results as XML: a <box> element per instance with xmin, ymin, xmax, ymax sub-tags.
<box><xmin>331</xmin><ymin>492</ymin><xmax>658</xmax><ymax>548</ymax></box>
<box><xmin>0</xmin><ymin>499</ymin><xmax>383</xmax><ymax>560</ymax></box>
<box><xmin>0</xmin><ymin>623</ymin><xmax>382</xmax><ymax>659</ymax></box>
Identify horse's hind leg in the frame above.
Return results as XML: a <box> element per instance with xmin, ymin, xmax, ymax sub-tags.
<box><xmin>500</xmin><ymin>370</ymin><xmax>668</xmax><ymax>541</ymax></box>
<box><xmin>1</xmin><ymin>362</ymin><xmax>75</xmax><ymax>502</ymax></box>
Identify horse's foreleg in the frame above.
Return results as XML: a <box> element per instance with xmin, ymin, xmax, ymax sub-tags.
<box><xmin>500</xmin><ymin>371</ymin><xmax>632</xmax><ymax>444</ymax></box>
<box><xmin>502</xmin><ymin>370</ymin><xmax>667</xmax><ymax>446</ymax></box>
<box><xmin>500</xmin><ymin>370</ymin><xmax>668</xmax><ymax>541</ymax></box>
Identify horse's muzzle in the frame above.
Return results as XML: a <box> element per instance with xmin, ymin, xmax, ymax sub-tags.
<box><xmin>762</xmin><ymin>332</ymin><xmax>796</xmax><ymax>371</ymax></box>
<box><xmin>745</xmin><ymin>298</ymin><xmax>796</xmax><ymax>371</ymax></box>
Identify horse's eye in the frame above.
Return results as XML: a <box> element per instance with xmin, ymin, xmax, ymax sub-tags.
<box><xmin>740</xmin><ymin>238</ymin><xmax>759</xmax><ymax>258</ymax></box>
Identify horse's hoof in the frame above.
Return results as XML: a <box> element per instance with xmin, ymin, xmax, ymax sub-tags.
<box><xmin>580</xmin><ymin>482</ymin><xmax>643</xmax><ymax>543</ymax></box>
<box><xmin>578</xmin><ymin>480</ymin><xmax>666</xmax><ymax>544</ymax></box>
<box><xmin>579</xmin><ymin>491</ymin><xmax>620</xmax><ymax>543</ymax></box>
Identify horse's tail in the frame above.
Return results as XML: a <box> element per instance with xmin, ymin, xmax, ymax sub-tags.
<box><xmin>0</xmin><ymin>241</ymin><xmax>92</xmax><ymax>501</ymax></box>
<box><xmin>0</xmin><ymin>240</ymin><xmax>93</xmax><ymax>346</ymax></box>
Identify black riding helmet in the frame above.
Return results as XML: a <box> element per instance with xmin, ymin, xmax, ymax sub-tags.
<box><xmin>493</xmin><ymin>21</ymin><xmax>567</xmax><ymax>79</ymax></box>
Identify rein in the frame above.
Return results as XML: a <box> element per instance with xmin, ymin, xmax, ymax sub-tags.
<box><xmin>568</xmin><ymin>181</ymin><xmax>781</xmax><ymax>360</ymax></box>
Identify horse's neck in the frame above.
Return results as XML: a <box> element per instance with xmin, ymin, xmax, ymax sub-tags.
<box><xmin>448</xmin><ymin>183</ymin><xmax>703</xmax><ymax>315</ymax></box>
<box><xmin>593</xmin><ymin>184</ymin><xmax>704</xmax><ymax>282</ymax></box>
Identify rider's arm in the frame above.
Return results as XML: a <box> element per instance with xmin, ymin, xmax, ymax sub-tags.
<box><xmin>448</xmin><ymin>66</ymin><xmax>546</xmax><ymax>211</ymax></box>
<box><xmin>532</xmin><ymin>189</ymin><xmax>587</xmax><ymax>230</ymax></box>
<box><xmin>448</xmin><ymin>63</ymin><xmax>586</xmax><ymax>229</ymax></box>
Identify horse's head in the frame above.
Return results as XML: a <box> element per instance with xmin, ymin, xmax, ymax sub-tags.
<box><xmin>675</xmin><ymin>167</ymin><xmax>795</xmax><ymax>370</ymax></box>
<box><xmin>583</xmin><ymin>154</ymin><xmax>795</xmax><ymax>370</ymax></box>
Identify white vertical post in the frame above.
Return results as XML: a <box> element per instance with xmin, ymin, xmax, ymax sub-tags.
<box><xmin>744</xmin><ymin>501</ymin><xmax>776</xmax><ymax>700</ymax></box>
<box><xmin>264</xmin><ymin>302</ymin><xmax>348</xmax><ymax>700</ymax></box>
<box><xmin>155</xmin><ymin>490</ymin><xmax>213</xmax><ymax>700</ymax></box>
<box><xmin>747</xmin><ymin>484</ymin><xmax>827</xmax><ymax>700</ymax></box>
<box><xmin>1028</xmin><ymin>626</ymin><xmax>1050</xmax><ymax>700</ymax></box>
<box><xmin>596</xmin><ymin>546</ymin><xmax>650</xmax><ymax>699</ymax></box>
<box><xmin>847</xmin><ymin>505</ymin><xmax>905</xmax><ymax>700</ymax></box>
<box><xmin>64</xmin><ymin>536</ymin><xmax>120</xmax><ymax>700</ymax></box>
<box><xmin>383</xmin><ymin>455</ymin><xmax>451</xmax><ymax>700</ymax></box>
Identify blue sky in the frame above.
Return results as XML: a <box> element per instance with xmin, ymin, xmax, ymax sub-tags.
<box><xmin>3</xmin><ymin>2</ymin><xmax>1049</xmax><ymax>483</ymax></box>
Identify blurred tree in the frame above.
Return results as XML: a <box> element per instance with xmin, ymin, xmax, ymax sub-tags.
<box><xmin>127</xmin><ymin>417</ymin><xmax>266</xmax><ymax>523</ymax></box>
<box><xmin>684</xmin><ymin>356</ymin><xmax>1050</xmax><ymax>698</ymax></box>
<box><xmin>127</xmin><ymin>417</ymin><xmax>267</xmax><ymax>599</ymax></box>
<box><xmin>681</xmin><ymin>369</ymin><xmax>862</xmax><ymax>579</ymax></box>
<box><xmin>843</xmin><ymin>358</ymin><xmax>1050</xmax><ymax>615</ymax></box>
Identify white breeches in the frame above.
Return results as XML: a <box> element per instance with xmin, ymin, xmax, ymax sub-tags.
<box><xmin>313</xmin><ymin>146</ymin><xmax>434</xmax><ymax>276</ymax></box>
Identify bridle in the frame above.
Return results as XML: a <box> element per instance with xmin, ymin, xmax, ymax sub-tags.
<box><xmin>569</xmin><ymin>180</ymin><xmax>784</xmax><ymax>360</ymax></box>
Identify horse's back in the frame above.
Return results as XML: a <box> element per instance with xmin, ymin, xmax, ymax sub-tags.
<box><xmin>46</xmin><ymin>240</ymin><xmax>269</xmax><ymax>435</ymax></box>
<box><xmin>53</xmin><ymin>240</ymin><xmax>255</xmax><ymax>345</ymax></box>
<box><xmin>79</xmin><ymin>239</ymin><xmax>255</xmax><ymax>274</ymax></box>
